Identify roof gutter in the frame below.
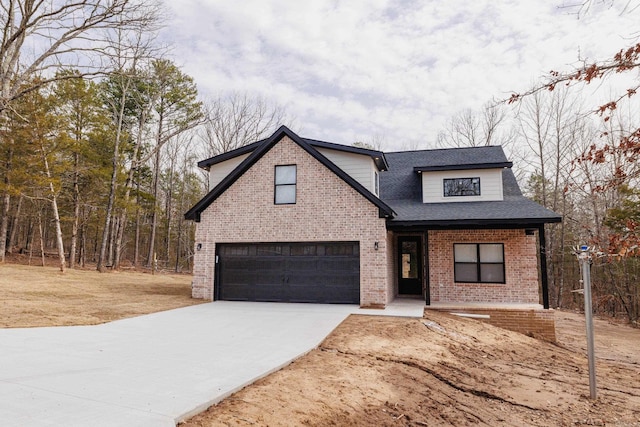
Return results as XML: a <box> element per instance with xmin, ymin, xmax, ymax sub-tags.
<box><xmin>413</xmin><ymin>162</ymin><xmax>513</xmax><ymax>172</ymax></box>
<box><xmin>386</xmin><ymin>216</ymin><xmax>562</xmax><ymax>230</ymax></box>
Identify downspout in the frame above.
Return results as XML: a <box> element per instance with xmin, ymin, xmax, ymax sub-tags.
<box><xmin>538</xmin><ymin>225</ymin><xmax>550</xmax><ymax>309</ymax></box>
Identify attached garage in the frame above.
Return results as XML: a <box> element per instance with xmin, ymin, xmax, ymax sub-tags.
<box><xmin>216</xmin><ymin>242</ymin><xmax>360</xmax><ymax>304</ymax></box>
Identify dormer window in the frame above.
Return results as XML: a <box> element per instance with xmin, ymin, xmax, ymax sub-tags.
<box><xmin>443</xmin><ymin>177</ymin><xmax>480</xmax><ymax>197</ymax></box>
<box><xmin>275</xmin><ymin>165</ymin><xmax>297</xmax><ymax>204</ymax></box>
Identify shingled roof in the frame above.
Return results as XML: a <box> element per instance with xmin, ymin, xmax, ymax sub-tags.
<box><xmin>381</xmin><ymin>147</ymin><xmax>561</xmax><ymax>228</ymax></box>
<box><xmin>187</xmin><ymin>129</ymin><xmax>560</xmax><ymax>228</ymax></box>
<box><xmin>197</xmin><ymin>136</ymin><xmax>388</xmax><ymax>171</ymax></box>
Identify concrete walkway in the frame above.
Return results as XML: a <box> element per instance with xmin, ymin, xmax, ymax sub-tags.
<box><xmin>0</xmin><ymin>300</ymin><xmax>424</xmax><ymax>426</ymax></box>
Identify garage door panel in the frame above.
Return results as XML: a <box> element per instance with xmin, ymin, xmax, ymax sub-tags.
<box><xmin>318</xmin><ymin>258</ymin><xmax>358</xmax><ymax>272</ymax></box>
<box><xmin>217</xmin><ymin>242</ymin><xmax>360</xmax><ymax>304</ymax></box>
<box><xmin>253</xmin><ymin>282</ymin><xmax>287</xmax><ymax>301</ymax></box>
<box><xmin>323</xmin><ymin>285</ymin><xmax>359</xmax><ymax>304</ymax></box>
<box><xmin>287</xmin><ymin>284</ymin><xmax>322</xmax><ymax>303</ymax></box>
<box><xmin>325</xmin><ymin>275</ymin><xmax>358</xmax><ymax>288</ymax></box>
<box><xmin>286</xmin><ymin>258</ymin><xmax>319</xmax><ymax>271</ymax></box>
<box><xmin>224</xmin><ymin>258</ymin><xmax>252</xmax><ymax>270</ymax></box>
<box><xmin>219</xmin><ymin>283</ymin><xmax>252</xmax><ymax>301</ymax></box>
<box><xmin>254</xmin><ymin>258</ymin><xmax>286</xmax><ymax>271</ymax></box>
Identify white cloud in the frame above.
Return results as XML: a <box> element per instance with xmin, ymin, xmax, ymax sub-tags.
<box><xmin>161</xmin><ymin>0</ymin><xmax>640</xmax><ymax>150</ymax></box>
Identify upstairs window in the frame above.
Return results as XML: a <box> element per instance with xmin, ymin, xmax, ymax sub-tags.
<box><xmin>454</xmin><ymin>243</ymin><xmax>505</xmax><ymax>283</ymax></box>
<box><xmin>275</xmin><ymin>165</ymin><xmax>297</xmax><ymax>204</ymax></box>
<box><xmin>443</xmin><ymin>177</ymin><xmax>480</xmax><ymax>197</ymax></box>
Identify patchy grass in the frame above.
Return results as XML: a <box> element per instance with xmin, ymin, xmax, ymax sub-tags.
<box><xmin>0</xmin><ymin>263</ymin><xmax>204</xmax><ymax>328</ymax></box>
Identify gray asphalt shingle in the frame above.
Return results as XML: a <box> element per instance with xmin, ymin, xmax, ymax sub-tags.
<box><xmin>380</xmin><ymin>147</ymin><xmax>561</xmax><ymax>225</ymax></box>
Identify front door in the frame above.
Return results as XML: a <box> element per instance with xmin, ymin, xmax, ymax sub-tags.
<box><xmin>397</xmin><ymin>236</ymin><xmax>423</xmax><ymax>295</ymax></box>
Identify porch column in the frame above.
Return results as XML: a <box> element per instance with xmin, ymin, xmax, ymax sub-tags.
<box><xmin>538</xmin><ymin>225</ymin><xmax>550</xmax><ymax>309</ymax></box>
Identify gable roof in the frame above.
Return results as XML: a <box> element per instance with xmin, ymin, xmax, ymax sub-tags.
<box><xmin>198</xmin><ymin>136</ymin><xmax>388</xmax><ymax>171</ymax></box>
<box><xmin>185</xmin><ymin>126</ymin><xmax>395</xmax><ymax>222</ymax></box>
<box><xmin>381</xmin><ymin>148</ymin><xmax>561</xmax><ymax>228</ymax></box>
<box><xmin>302</xmin><ymin>138</ymin><xmax>388</xmax><ymax>170</ymax></box>
<box><xmin>197</xmin><ymin>140</ymin><xmax>262</xmax><ymax>170</ymax></box>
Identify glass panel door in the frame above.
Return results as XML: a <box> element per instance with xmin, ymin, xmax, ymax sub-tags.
<box><xmin>397</xmin><ymin>236</ymin><xmax>423</xmax><ymax>295</ymax></box>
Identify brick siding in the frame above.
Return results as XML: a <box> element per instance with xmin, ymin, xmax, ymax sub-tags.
<box><xmin>191</xmin><ymin>136</ymin><xmax>389</xmax><ymax>306</ymax></box>
<box><xmin>428</xmin><ymin>229</ymin><xmax>540</xmax><ymax>304</ymax></box>
<box><xmin>426</xmin><ymin>307</ymin><xmax>557</xmax><ymax>342</ymax></box>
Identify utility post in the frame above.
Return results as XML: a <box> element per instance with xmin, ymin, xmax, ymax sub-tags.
<box><xmin>577</xmin><ymin>245</ymin><xmax>597</xmax><ymax>400</ymax></box>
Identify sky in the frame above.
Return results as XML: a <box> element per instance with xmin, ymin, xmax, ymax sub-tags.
<box><xmin>160</xmin><ymin>0</ymin><xmax>639</xmax><ymax>151</ymax></box>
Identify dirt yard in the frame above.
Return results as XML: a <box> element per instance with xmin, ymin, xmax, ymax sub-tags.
<box><xmin>183</xmin><ymin>311</ymin><xmax>640</xmax><ymax>427</ymax></box>
<box><xmin>0</xmin><ymin>263</ymin><xmax>202</xmax><ymax>327</ymax></box>
<box><xmin>2</xmin><ymin>263</ymin><xmax>639</xmax><ymax>426</ymax></box>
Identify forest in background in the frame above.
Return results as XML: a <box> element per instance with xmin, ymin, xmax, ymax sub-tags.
<box><xmin>0</xmin><ymin>0</ymin><xmax>289</xmax><ymax>274</ymax></box>
<box><xmin>0</xmin><ymin>0</ymin><xmax>638</xmax><ymax>325</ymax></box>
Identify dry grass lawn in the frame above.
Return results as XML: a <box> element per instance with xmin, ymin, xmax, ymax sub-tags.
<box><xmin>0</xmin><ymin>263</ymin><xmax>203</xmax><ymax>328</ymax></box>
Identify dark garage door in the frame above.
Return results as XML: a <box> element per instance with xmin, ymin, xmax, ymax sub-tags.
<box><xmin>216</xmin><ymin>242</ymin><xmax>360</xmax><ymax>304</ymax></box>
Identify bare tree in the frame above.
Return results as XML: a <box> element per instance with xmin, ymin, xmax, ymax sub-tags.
<box><xmin>97</xmin><ymin>20</ymin><xmax>161</xmax><ymax>272</ymax></box>
<box><xmin>353</xmin><ymin>133</ymin><xmax>387</xmax><ymax>151</ymax></box>
<box><xmin>0</xmin><ymin>0</ymin><xmax>159</xmax><ymax>263</ymax></box>
<box><xmin>39</xmin><ymin>136</ymin><xmax>66</xmax><ymax>272</ymax></box>
<box><xmin>436</xmin><ymin>102</ymin><xmax>515</xmax><ymax>149</ymax></box>
<box><xmin>0</xmin><ymin>0</ymin><xmax>159</xmax><ymax>114</ymax></box>
<box><xmin>200</xmin><ymin>93</ymin><xmax>288</xmax><ymax>156</ymax></box>
<box><xmin>516</xmin><ymin>87</ymin><xmax>586</xmax><ymax>307</ymax></box>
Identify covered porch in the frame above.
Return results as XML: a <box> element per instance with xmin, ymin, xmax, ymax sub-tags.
<box><xmin>389</xmin><ymin>225</ymin><xmax>552</xmax><ymax>309</ymax></box>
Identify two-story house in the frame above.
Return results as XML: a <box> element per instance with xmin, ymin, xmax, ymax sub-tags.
<box><xmin>185</xmin><ymin>126</ymin><xmax>560</xmax><ymax>337</ymax></box>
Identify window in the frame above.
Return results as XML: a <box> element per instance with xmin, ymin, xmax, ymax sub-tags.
<box><xmin>275</xmin><ymin>165</ymin><xmax>296</xmax><ymax>204</ymax></box>
<box><xmin>291</xmin><ymin>244</ymin><xmax>317</xmax><ymax>256</ymax></box>
<box><xmin>443</xmin><ymin>177</ymin><xmax>480</xmax><ymax>197</ymax></box>
<box><xmin>401</xmin><ymin>240</ymin><xmax>419</xmax><ymax>279</ymax></box>
<box><xmin>454</xmin><ymin>243</ymin><xmax>505</xmax><ymax>283</ymax></box>
<box><xmin>256</xmin><ymin>245</ymin><xmax>284</xmax><ymax>255</ymax></box>
<box><xmin>324</xmin><ymin>242</ymin><xmax>359</xmax><ymax>256</ymax></box>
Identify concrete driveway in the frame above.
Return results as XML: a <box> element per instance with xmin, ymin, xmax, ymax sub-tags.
<box><xmin>0</xmin><ymin>302</ymin><xmax>359</xmax><ymax>426</ymax></box>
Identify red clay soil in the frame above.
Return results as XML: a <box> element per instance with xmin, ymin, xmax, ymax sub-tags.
<box><xmin>182</xmin><ymin>310</ymin><xmax>640</xmax><ymax>427</ymax></box>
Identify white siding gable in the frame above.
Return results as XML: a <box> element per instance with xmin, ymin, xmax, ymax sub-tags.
<box><xmin>316</xmin><ymin>148</ymin><xmax>379</xmax><ymax>195</ymax></box>
<box><xmin>208</xmin><ymin>153</ymin><xmax>250</xmax><ymax>190</ymax></box>
<box><xmin>421</xmin><ymin>169</ymin><xmax>504</xmax><ymax>203</ymax></box>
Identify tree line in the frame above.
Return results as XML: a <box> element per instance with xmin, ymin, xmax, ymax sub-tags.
<box><xmin>0</xmin><ymin>1</ymin><xmax>288</xmax><ymax>273</ymax></box>
<box><xmin>1</xmin><ymin>59</ymin><xmax>206</xmax><ymax>269</ymax></box>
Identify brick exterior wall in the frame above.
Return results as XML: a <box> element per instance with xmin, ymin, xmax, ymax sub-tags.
<box><xmin>191</xmin><ymin>136</ymin><xmax>389</xmax><ymax>306</ymax></box>
<box><xmin>428</xmin><ymin>229</ymin><xmax>539</xmax><ymax>304</ymax></box>
<box><xmin>426</xmin><ymin>307</ymin><xmax>557</xmax><ymax>342</ymax></box>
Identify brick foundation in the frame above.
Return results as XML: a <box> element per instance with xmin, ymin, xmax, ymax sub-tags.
<box><xmin>426</xmin><ymin>307</ymin><xmax>556</xmax><ymax>342</ymax></box>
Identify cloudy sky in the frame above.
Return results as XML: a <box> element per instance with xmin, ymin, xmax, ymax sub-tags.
<box><xmin>160</xmin><ymin>1</ymin><xmax>638</xmax><ymax>151</ymax></box>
